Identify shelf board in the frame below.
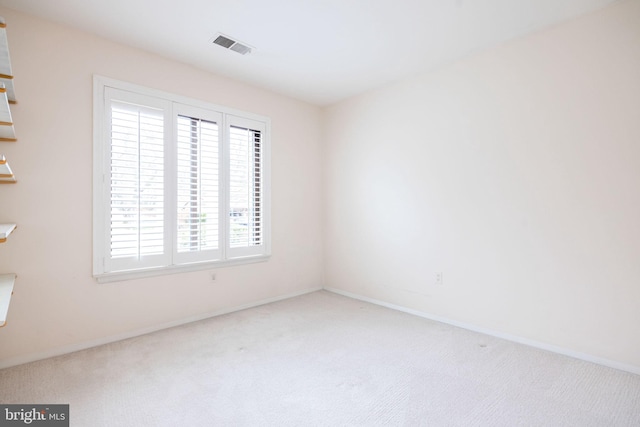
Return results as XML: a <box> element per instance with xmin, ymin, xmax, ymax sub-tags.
<box><xmin>0</xmin><ymin>273</ymin><xmax>16</xmax><ymax>327</ymax></box>
<box><xmin>0</xmin><ymin>223</ymin><xmax>16</xmax><ymax>242</ymax></box>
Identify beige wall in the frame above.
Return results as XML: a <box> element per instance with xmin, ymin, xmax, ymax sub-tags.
<box><xmin>0</xmin><ymin>8</ymin><xmax>324</xmax><ymax>365</ymax></box>
<box><xmin>324</xmin><ymin>0</ymin><xmax>640</xmax><ymax>369</ymax></box>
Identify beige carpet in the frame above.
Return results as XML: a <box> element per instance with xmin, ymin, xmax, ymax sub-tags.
<box><xmin>1</xmin><ymin>290</ymin><xmax>639</xmax><ymax>426</ymax></box>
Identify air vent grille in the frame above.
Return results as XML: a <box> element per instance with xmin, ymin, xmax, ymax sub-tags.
<box><xmin>213</xmin><ymin>35</ymin><xmax>235</xmax><ymax>49</ymax></box>
<box><xmin>212</xmin><ymin>34</ymin><xmax>252</xmax><ymax>55</ymax></box>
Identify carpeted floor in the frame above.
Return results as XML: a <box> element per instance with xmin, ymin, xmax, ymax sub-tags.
<box><xmin>1</xmin><ymin>290</ymin><xmax>639</xmax><ymax>426</ymax></box>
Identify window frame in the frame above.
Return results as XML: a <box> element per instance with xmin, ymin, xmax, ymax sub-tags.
<box><xmin>93</xmin><ymin>76</ymin><xmax>271</xmax><ymax>283</ymax></box>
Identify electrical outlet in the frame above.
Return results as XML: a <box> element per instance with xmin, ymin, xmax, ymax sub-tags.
<box><xmin>435</xmin><ymin>272</ymin><xmax>443</xmax><ymax>285</ymax></box>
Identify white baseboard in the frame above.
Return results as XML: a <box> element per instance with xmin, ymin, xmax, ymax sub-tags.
<box><xmin>0</xmin><ymin>287</ymin><xmax>323</xmax><ymax>370</ymax></box>
<box><xmin>325</xmin><ymin>287</ymin><xmax>640</xmax><ymax>376</ymax></box>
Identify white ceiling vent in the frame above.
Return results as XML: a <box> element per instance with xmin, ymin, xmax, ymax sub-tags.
<box><xmin>212</xmin><ymin>34</ymin><xmax>253</xmax><ymax>55</ymax></box>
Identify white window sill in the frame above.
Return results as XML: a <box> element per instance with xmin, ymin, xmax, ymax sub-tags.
<box><xmin>94</xmin><ymin>255</ymin><xmax>270</xmax><ymax>284</ymax></box>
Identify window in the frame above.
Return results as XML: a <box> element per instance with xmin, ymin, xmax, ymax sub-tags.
<box><xmin>93</xmin><ymin>77</ymin><xmax>270</xmax><ymax>282</ymax></box>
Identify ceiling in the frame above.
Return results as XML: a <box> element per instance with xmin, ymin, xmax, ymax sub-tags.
<box><xmin>0</xmin><ymin>0</ymin><xmax>619</xmax><ymax>106</ymax></box>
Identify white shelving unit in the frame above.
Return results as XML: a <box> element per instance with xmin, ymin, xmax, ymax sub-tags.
<box><xmin>0</xmin><ymin>83</ymin><xmax>15</xmax><ymax>141</ymax></box>
<box><xmin>0</xmin><ymin>153</ymin><xmax>15</xmax><ymax>183</ymax></box>
<box><xmin>0</xmin><ymin>273</ymin><xmax>15</xmax><ymax>327</ymax></box>
<box><xmin>0</xmin><ymin>17</ymin><xmax>16</xmax><ymax>104</ymax></box>
<box><xmin>0</xmin><ymin>16</ymin><xmax>16</xmax><ymax>328</ymax></box>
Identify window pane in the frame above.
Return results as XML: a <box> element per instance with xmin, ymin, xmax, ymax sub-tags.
<box><xmin>177</xmin><ymin>115</ymin><xmax>219</xmax><ymax>252</ymax></box>
<box><xmin>229</xmin><ymin>125</ymin><xmax>262</xmax><ymax>248</ymax></box>
<box><xmin>110</xmin><ymin>101</ymin><xmax>164</xmax><ymax>259</ymax></box>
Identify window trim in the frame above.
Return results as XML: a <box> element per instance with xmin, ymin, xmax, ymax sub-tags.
<box><xmin>93</xmin><ymin>76</ymin><xmax>271</xmax><ymax>283</ymax></box>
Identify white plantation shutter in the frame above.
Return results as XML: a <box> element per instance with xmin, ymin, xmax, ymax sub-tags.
<box><xmin>175</xmin><ymin>104</ymin><xmax>222</xmax><ymax>263</ymax></box>
<box><xmin>228</xmin><ymin>116</ymin><xmax>266</xmax><ymax>257</ymax></box>
<box><xmin>105</xmin><ymin>89</ymin><xmax>170</xmax><ymax>272</ymax></box>
<box><xmin>94</xmin><ymin>77</ymin><xmax>270</xmax><ymax>280</ymax></box>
